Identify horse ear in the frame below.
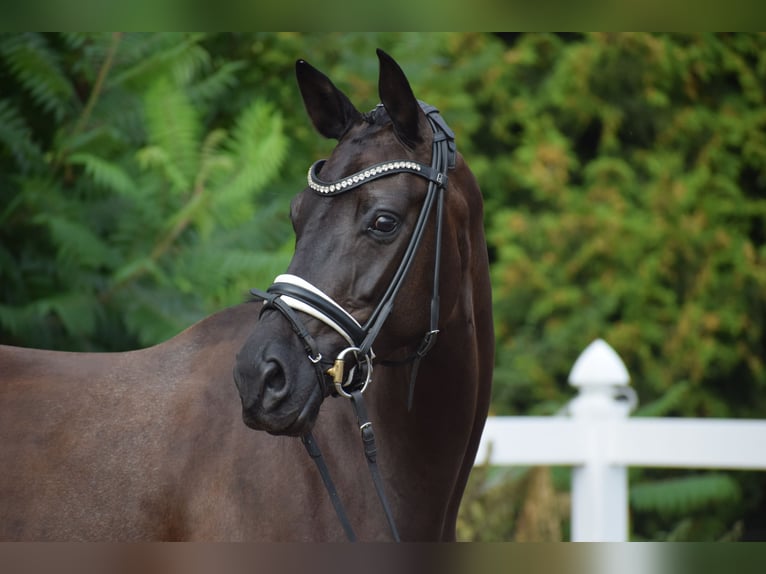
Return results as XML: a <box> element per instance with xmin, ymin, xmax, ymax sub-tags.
<box><xmin>377</xmin><ymin>49</ymin><xmax>424</xmax><ymax>147</ymax></box>
<box><xmin>296</xmin><ymin>59</ymin><xmax>361</xmax><ymax>140</ymax></box>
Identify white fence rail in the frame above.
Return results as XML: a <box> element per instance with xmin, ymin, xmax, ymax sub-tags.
<box><xmin>475</xmin><ymin>339</ymin><xmax>766</xmax><ymax>541</ymax></box>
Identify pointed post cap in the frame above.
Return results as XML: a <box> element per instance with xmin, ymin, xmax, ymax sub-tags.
<box><xmin>568</xmin><ymin>339</ymin><xmax>630</xmax><ymax>388</ymax></box>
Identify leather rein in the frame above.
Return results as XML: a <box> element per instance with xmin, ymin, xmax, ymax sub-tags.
<box><xmin>250</xmin><ymin>103</ymin><xmax>455</xmax><ymax>541</ymax></box>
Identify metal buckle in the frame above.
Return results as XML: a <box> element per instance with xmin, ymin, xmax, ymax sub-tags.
<box><xmin>416</xmin><ymin>329</ymin><xmax>440</xmax><ymax>358</ymax></box>
<box><xmin>326</xmin><ymin>346</ymin><xmax>373</xmax><ymax>399</ymax></box>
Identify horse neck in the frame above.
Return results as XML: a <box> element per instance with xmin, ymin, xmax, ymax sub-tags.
<box><xmin>369</xmin><ymin>172</ymin><xmax>493</xmax><ymax>537</ymax></box>
<box><xmin>376</xmin><ymin>291</ymin><xmax>490</xmax><ymax>447</ymax></box>
<box><xmin>366</xmin><ymin>247</ymin><xmax>492</xmax><ymax>536</ymax></box>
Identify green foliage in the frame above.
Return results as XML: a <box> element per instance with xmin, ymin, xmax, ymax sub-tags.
<box><xmin>470</xmin><ymin>34</ymin><xmax>766</xmax><ymax>422</ymax></box>
<box><xmin>0</xmin><ymin>33</ymin><xmax>291</xmax><ymax>350</ymax></box>
<box><xmin>630</xmin><ymin>472</ymin><xmax>745</xmax><ymax>541</ymax></box>
<box><xmin>1</xmin><ymin>33</ymin><xmax>75</xmax><ymax>122</ymax></box>
<box><xmin>631</xmin><ymin>473</ymin><xmax>741</xmax><ymax>517</ymax></box>
<box><xmin>464</xmin><ymin>33</ymin><xmax>766</xmax><ymax>540</ymax></box>
<box><xmin>458</xmin><ymin>464</ymin><xmax>569</xmax><ymax>542</ymax></box>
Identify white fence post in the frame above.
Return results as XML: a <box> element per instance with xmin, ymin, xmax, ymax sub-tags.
<box><xmin>475</xmin><ymin>338</ymin><xmax>766</xmax><ymax>541</ymax></box>
<box><xmin>567</xmin><ymin>339</ymin><xmax>633</xmax><ymax>542</ymax></box>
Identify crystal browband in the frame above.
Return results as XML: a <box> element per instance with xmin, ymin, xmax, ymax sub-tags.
<box><xmin>307</xmin><ymin>158</ymin><xmax>446</xmax><ymax>196</ymax></box>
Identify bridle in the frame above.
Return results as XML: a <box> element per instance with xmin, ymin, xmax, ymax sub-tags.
<box><xmin>250</xmin><ymin>102</ymin><xmax>456</xmax><ymax>541</ymax></box>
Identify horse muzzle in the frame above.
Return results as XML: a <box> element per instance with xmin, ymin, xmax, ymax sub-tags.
<box><xmin>233</xmin><ymin>336</ymin><xmax>325</xmax><ymax>436</ymax></box>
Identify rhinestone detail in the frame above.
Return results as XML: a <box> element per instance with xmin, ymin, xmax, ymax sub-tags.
<box><xmin>308</xmin><ymin>160</ymin><xmax>424</xmax><ymax>195</ymax></box>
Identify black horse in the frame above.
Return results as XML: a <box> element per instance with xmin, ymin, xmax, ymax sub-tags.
<box><xmin>0</xmin><ymin>50</ymin><xmax>493</xmax><ymax>541</ymax></box>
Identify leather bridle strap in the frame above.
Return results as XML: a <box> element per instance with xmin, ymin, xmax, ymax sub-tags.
<box><xmin>266</xmin><ymin>277</ymin><xmax>367</xmax><ymax>347</ymax></box>
<box><xmin>359</xmin><ymin>105</ymin><xmax>451</xmax><ymax>359</ymax></box>
<box><xmin>301</xmin><ymin>431</ymin><xmax>357</xmax><ymax>541</ymax></box>
<box><xmin>250</xmin><ymin>288</ymin><xmax>330</xmax><ymax>394</ymax></box>
<box><xmin>299</xmin><ymin>391</ymin><xmax>400</xmax><ymax>542</ymax></box>
<box><xmin>300</xmin><ymin>390</ymin><xmax>401</xmax><ymax>542</ymax></box>
<box><xmin>350</xmin><ymin>389</ymin><xmax>401</xmax><ymax>542</ymax></box>
<box><xmin>359</xmin><ymin>107</ymin><xmax>449</xmax><ymax>409</ymax></box>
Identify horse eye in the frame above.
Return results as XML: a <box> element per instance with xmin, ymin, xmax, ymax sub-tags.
<box><xmin>370</xmin><ymin>214</ymin><xmax>399</xmax><ymax>234</ymax></box>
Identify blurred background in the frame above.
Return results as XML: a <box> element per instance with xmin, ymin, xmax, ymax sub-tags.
<box><xmin>1</xmin><ymin>32</ymin><xmax>765</xmax><ymax>541</ymax></box>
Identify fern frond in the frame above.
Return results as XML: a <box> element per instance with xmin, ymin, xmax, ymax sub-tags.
<box><xmin>108</xmin><ymin>33</ymin><xmax>207</xmax><ymax>90</ymax></box>
<box><xmin>187</xmin><ymin>60</ymin><xmax>246</xmax><ymax>105</ymax></box>
<box><xmin>169</xmin><ymin>43</ymin><xmax>211</xmax><ymax>86</ymax></box>
<box><xmin>0</xmin><ymin>98</ymin><xmax>44</xmax><ymax>173</ymax></box>
<box><xmin>59</xmin><ymin>32</ymin><xmax>91</xmax><ymax>50</ymax></box>
<box><xmin>210</xmin><ymin>100</ymin><xmax>288</xmax><ymax>226</ymax></box>
<box><xmin>198</xmin><ymin>128</ymin><xmax>230</xmax><ymax>175</ymax></box>
<box><xmin>229</xmin><ymin>99</ymin><xmax>287</xmax><ymax>191</ymax></box>
<box><xmin>630</xmin><ymin>473</ymin><xmax>741</xmax><ymax>517</ymax></box>
<box><xmin>0</xmin><ymin>302</ymin><xmax>28</xmax><ymax>336</ymax></box>
<box><xmin>217</xmin><ymin>248</ymin><xmax>292</xmax><ymax>298</ymax></box>
<box><xmin>33</xmin><ymin>292</ymin><xmax>99</xmax><ymax>337</ymax></box>
<box><xmin>111</xmin><ymin>256</ymin><xmax>164</xmax><ymax>286</ymax></box>
<box><xmin>33</xmin><ymin>213</ymin><xmax>115</xmax><ymax>269</ymax></box>
<box><xmin>135</xmin><ymin>145</ymin><xmax>169</xmax><ymax>170</ymax></box>
<box><xmin>0</xmin><ymin>291</ymin><xmax>99</xmax><ymax>340</ymax></box>
<box><xmin>213</xmin><ymin>195</ymin><xmax>293</xmax><ymax>250</ymax></box>
<box><xmin>67</xmin><ymin>152</ymin><xmax>137</xmax><ymax>196</ymax></box>
<box><xmin>142</xmin><ymin>78</ymin><xmax>200</xmax><ymax>193</ymax></box>
<box><xmin>60</xmin><ymin>33</ymin><xmax>118</xmax><ymax>80</ymax></box>
<box><xmin>176</xmin><ymin>246</ymin><xmax>290</xmax><ymax>293</ymax></box>
<box><xmin>120</xmin><ymin>284</ymin><xmax>201</xmax><ymax>346</ymax></box>
<box><xmin>0</xmin><ymin>33</ymin><xmax>76</xmax><ymax>122</ymax></box>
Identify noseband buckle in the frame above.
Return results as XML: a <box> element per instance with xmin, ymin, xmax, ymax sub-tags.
<box><xmin>326</xmin><ymin>346</ymin><xmax>373</xmax><ymax>399</ymax></box>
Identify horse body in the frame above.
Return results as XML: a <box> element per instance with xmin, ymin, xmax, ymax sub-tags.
<box><xmin>0</xmin><ymin>50</ymin><xmax>493</xmax><ymax>541</ymax></box>
<box><xmin>0</xmin><ymin>306</ymin><xmax>375</xmax><ymax>541</ymax></box>
<box><xmin>1</xmin><ymin>304</ymin><xmax>253</xmax><ymax>540</ymax></box>
<box><xmin>0</xmin><ymin>302</ymin><xmax>488</xmax><ymax>541</ymax></box>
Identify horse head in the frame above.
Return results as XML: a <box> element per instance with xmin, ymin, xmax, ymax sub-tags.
<box><xmin>234</xmin><ymin>50</ymin><xmax>488</xmax><ymax>443</ymax></box>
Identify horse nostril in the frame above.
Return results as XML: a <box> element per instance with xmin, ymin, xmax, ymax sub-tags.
<box><xmin>262</xmin><ymin>360</ymin><xmax>285</xmax><ymax>391</ymax></box>
<box><xmin>260</xmin><ymin>358</ymin><xmax>292</xmax><ymax>410</ymax></box>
